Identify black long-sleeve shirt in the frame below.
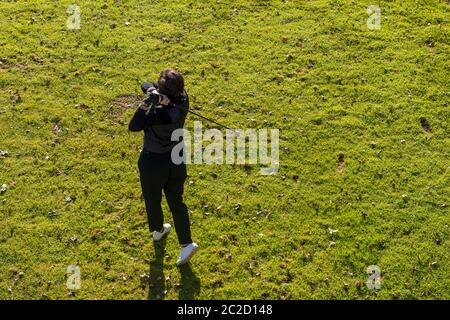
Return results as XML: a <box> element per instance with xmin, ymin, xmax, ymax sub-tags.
<box><xmin>129</xmin><ymin>91</ymin><xmax>189</xmax><ymax>154</ymax></box>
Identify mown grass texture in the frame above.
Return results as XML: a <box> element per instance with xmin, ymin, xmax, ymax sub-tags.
<box><xmin>0</xmin><ymin>0</ymin><xmax>449</xmax><ymax>299</ymax></box>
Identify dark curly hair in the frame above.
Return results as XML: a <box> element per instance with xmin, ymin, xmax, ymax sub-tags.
<box><xmin>157</xmin><ymin>69</ymin><xmax>185</xmax><ymax>103</ymax></box>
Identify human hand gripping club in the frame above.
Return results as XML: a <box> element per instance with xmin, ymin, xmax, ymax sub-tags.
<box><xmin>139</xmin><ymin>82</ymin><xmax>171</xmax><ymax>110</ymax></box>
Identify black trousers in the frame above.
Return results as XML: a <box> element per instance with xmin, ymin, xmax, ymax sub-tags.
<box><xmin>138</xmin><ymin>150</ymin><xmax>192</xmax><ymax>245</ymax></box>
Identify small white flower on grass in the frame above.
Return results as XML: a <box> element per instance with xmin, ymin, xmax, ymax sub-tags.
<box><xmin>328</xmin><ymin>228</ymin><xmax>338</xmax><ymax>234</ymax></box>
<box><xmin>140</xmin><ymin>273</ymin><xmax>149</xmax><ymax>281</ymax></box>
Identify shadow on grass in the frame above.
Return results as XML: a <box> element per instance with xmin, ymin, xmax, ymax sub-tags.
<box><xmin>147</xmin><ymin>238</ymin><xmax>201</xmax><ymax>300</ymax></box>
<box><xmin>178</xmin><ymin>263</ymin><xmax>201</xmax><ymax>300</ymax></box>
<box><xmin>147</xmin><ymin>238</ymin><xmax>166</xmax><ymax>300</ymax></box>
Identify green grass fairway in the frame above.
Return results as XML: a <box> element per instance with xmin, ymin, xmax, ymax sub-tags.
<box><xmin>0</xmin><ymin>0</ymin><xmax>449</xmax><ymax>299</ymax></box>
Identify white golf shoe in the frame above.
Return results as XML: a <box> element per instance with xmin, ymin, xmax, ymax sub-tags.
<box><xmin>176</xmin><ymin>242</ymin><xmax>198</xmax><ymax>266</ymax></box>
<box><xmin>153</xmin><ymin>223</ymin><xmax>171</xmax><ymax>241</ymax></box>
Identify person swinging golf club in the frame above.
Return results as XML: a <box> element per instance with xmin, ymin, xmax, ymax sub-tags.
<box><xmin>129</xmin><ymin>69</ymin><xmax>198</xmax><ymax>266</ymax></box>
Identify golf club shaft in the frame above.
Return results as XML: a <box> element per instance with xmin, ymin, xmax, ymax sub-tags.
<box><xmin>172</xmin><ymin>104</ymin><xmax>231</xmax><ymax>130</ymax></box>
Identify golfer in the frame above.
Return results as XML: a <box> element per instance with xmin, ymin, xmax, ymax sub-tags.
<box><xmin>129</xmin><ymin>69</ymin><xmax>197</xmax><ymax>266</ymax></box>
